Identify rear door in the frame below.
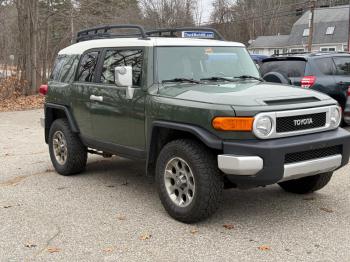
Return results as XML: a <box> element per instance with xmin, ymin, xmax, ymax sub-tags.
<box><xmin>332</xmin><ymin>56</ymin><xmax>350</xmax><ymax>108</ymax></box>
<box><xmin>260</xmin><ymin>58</ymin><xmax>306</xmax><ymax>86</ymax></box>
<box><xmin>70</xmin><ymin>50</ymin><xmax>101</xmax><ymax>139</ymax></box>
<box><xmin>310</xmin><ymin>57</ymin><xmax>337</xmax><ymax>95</ymax></box>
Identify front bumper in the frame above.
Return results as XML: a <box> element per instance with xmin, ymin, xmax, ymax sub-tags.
<box><xmin>344</xmin><ymin>98</ymin><xmax>350</xmax><ymax>124</ymax></box>
<box><xmin>218</xmin><ymin>128</ymin><xmax>350</xmax><ymax>187</ymax></box>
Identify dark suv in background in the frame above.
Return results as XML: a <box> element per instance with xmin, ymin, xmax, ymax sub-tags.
<box><xmin>260</xmin><ymin>53</ymin><xmax>350</xmax><ymax>124</ymax></box>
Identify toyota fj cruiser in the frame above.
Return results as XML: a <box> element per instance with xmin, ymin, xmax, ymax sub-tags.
<box><xmin>41</xmin><ymin>25</ymin><xmax>350</xmax><ymax>223</ymax></box>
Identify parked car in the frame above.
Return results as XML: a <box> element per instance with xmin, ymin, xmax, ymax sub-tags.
<box><xmin>250</xmin><ymin>54</ymin><xmax>269</xmax><ymax>66</ymax></box>
<box><xmin>260</xmin><ymin>53</ymin><xmax>350</xmax><ymax>121</ymax></box>
<box><xmin>41</xmin><ymin>25</ymin><xmax>350</xmax><ymax>223</ymax></box>
<box><xmin>344</xmin><ymin>95</ymin><xmax>350</xmax><ymax>124</ymax></box>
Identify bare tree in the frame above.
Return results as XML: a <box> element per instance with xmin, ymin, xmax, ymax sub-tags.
<box><xmin>14</xmin><ymin>0</ymin><xmax>40</xmax><ymax>95</ymax></box>
<box><xmin>140</xmin><ymin>0</ymin><xmax>197</xmax><ymax>28</ymax></box>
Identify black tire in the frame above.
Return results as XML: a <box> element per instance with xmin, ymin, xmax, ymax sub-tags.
<box><xmin>156</xmin><ymin>139</ymin><xmax>224</xmax><ymax>223</ymax></box>
<box><xmin>262</xmin><ymin>71</ymin><xmax>291</xmax><ymax>85</ymax></box>
<box><xmin>49</xmin><ymin>118</ymin><xmax>87</xmax><ymax>176</ymax></box>
<box><xmin>278</xmin><ymin>172</ymin><xmax>333</xmax><ymax>194</ymax></box>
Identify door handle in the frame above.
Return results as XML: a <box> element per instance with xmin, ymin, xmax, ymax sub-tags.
<box><xmin>90</xmin><ymin>95</ymin><xmax>103</xmax><ymax>102</ymax></box>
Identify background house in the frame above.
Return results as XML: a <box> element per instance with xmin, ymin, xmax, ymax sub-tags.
<box><xmin>248</xmin><ymin>35</ymin><xmax>289</xmax><ymax>56</ymax></box>
<box><xmin>249</xmin><ymin>5</ymin><xmax>349</xmax><ymax>55</ymax></box>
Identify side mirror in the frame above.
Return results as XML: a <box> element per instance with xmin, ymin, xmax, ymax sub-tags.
<box><xmin>114</xmin><ymin>66</ymin><xmax>134</xmax><ymax>99</ymax></box>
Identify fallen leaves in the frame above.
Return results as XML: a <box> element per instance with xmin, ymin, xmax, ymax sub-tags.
<box><xmin>320</xmin><ymin>207</ymin><xmax>334</xmax><ymax>213</ymax></box>
<box><xmin>190</xmin><ymin>229</ymin><xmax>198</xmax><ymax>234</ymax></box>
<box><xmin>258</xmin><ymin>245</ymin><xmax>271</xmax><ymax>251</ymax></box>
<box><xmin>47</xmin><ymin>247</ymin><xmax>60</xmax><ymax>253</ymax></box>
<box><xmin>139</xmin><ymin>233</ymin><xmax>152</xmax><ymax>241</ymax></box>
<box><xmin>0</xmin><ymin>94</ymin><xmax>44</xmax><ymax>112</ymax></box>
<box><xmin>25</xmin><ymin>242</ymin><xmax>37</xmax><ymax>248</ymax></box>
<box><xmin>102</xmin><ymin>247</ymin><xmax>114</xmax><ymax>253</ymax></box>
<box><xmin>116</xmin><ymin>215</ymin><xmax>126</xmax><ymax>221</ymax></box>
<box><xmin>223</xmin><ymin>224</ymin><xmax>235</xmax><ymax>230</ymax></box>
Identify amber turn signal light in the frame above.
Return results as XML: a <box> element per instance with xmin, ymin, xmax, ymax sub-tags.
<box><xmin>212</xmin><ymin>117</ymin><xmax>254</xmax><ymax>131</ymax></box>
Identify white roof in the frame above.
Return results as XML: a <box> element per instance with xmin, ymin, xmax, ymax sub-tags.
<box><xmin>58</xmin><ymin>37</ymin><xmax>245</xmax><ymax>55</ymax></box>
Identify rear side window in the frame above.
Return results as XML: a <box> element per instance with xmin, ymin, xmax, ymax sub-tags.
<box><xmin>50</xmin><ymin>55</ymin><xmax>79</xmax><ymax>83</ymax></box>
<box><xmin>101</xmin><ymin>49</ymin><xmax>143</xmax><ymax>86</ymax></box>
<box><xmin>333</xmin><ymin>57</ymin><xmax>350</xmax><ymax>75</ymax></box>
<box><xmin>260</xmin><ymin>60</ymin><xmax>306</xmax><ymax>78</ymax></box>
<box><xmin>76</xmin><ymin>51</ymin><xmax>100</xmax><ymax>82</ymax></box>
<box><xmin>59</xmin><ymin>56</ymin><xmax>79</xmax><ymax>83</ymax></box>
<box><xmin>50</xmin><ymin>56</ymin><xmax>66</xmax><ymax>81</ymax></box>
<box><xmin>314</xmin><ymin>58</ymin><xmax>336</xmax><ymax>75</ymax></box>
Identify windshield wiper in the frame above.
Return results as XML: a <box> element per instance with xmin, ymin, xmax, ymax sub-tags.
<box><xmin>200</xmin><ymin>76</ymin><xmax>236</xmax><ymax>82</ymax></box>
<box><xmin>162</xmin><ymin>78</ymin><xmax>201</xmax><ymax>84</ymax></box>
<box><xmin>234</xmin><ymin>75</ymin><xmax>263</xmax><ymax>81</ymax></box>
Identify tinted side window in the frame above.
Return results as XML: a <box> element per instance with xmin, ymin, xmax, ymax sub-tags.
<box><xmin>50</xmin><ymin>56</ymin><xmax>66</xmax><ymax>81</ymax></box>
<box><xmin>333</xmin><ymin>57</ymin><xmax>350</xmax><ymax>75</ymax></box>
<box><xmin>314</xmin><ymin>58</ymin><xmax>336</xmax><ymax>75</ymax></box>
<box><xmin>58</xmin><ymin>55</ymin><xmax>79</xmax><ymax>83</ymax></box>
<box><xmin>101</xmin><ymin>49</ymin><xmax>143</xmax><ymax>85</ymax></box>
<box><xmin>77</xmin><ymin>51</ymin><xmax>99</xmax><ymax>82</ymax></box>
<box><xmin>260</xmin><ymin>60</ymin><xmax>306</xmax><ymax>78</ymax></box>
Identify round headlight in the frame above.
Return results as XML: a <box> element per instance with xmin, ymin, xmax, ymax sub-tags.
<box><xmin>254</xmin><ymin>116</ymin><xmax>273</xmax><ymax>137</ymax></box>
<box><xmin>330</xmin><ymin>106</ymin><xmax>341</xmax><ymax>128</ymax></box>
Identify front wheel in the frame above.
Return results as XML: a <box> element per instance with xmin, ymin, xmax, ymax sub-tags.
<box><xmin>278</xmin><ymin>172</ymin><xmax>333</xmax><ymax>194</ymax></box>
<box><xmin>156</xmin><ymin>139</ymin><xmax>224</xmax><ymax>223</ymax></box>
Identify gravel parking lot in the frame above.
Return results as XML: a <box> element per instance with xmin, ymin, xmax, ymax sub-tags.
<box><xmin>1</xmin><ymin>109</ymin><xmax>350</xmax><ymax>262</ymax></box>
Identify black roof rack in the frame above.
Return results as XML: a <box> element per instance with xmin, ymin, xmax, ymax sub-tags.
<box><xmin>146</xmin><ymin>27</ymin><xmax>225</xmax><ymax>40</ymax></box>
<box><xmin>76</xmin><ymin>24</ymin><xmax>225</xmax><ymax>42</ymax></box>
<box><xmin>76</xmin><ymin>25</ymin><xmax>149</xmax><ymax>42</ymax></box>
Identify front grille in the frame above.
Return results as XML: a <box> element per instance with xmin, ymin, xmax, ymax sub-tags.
<box><xmin>284</xmin><ymin>146</ymin><xmax>341</xmax><ymax>164</ymax></box>
<box><xmin>276</xmin><ymin>112</ymin><xmax>326</xmax><ymax>133</ymax></box>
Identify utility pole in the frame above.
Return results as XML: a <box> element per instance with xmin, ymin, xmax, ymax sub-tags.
<box><xmin>307</xmin><ymin>0</ymin><xmax>316</xmax><ymax>52</ymax></box>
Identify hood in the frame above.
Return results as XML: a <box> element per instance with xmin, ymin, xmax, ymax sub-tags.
<box><xmin>157</xmin><ymin>81</ymin><xmax>332</xmax><ymax>107</ymax></box>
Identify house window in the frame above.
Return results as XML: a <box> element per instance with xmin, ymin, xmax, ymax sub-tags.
<box><xmin>320</xmin><ymin>47</ymin><xmax>336</xmax><ymax>52</ymax></box>
<box><xmin>290</xmin><ymin>48</ymin><xmax>305</xmax><ymax>53</ymax></box>
<box><xmin>303</xmin><ymin>28</ymin><xmax>309</xmax><ymax>37</ymax></box>
<box><xmin>326</xmin><ymin>26</ymin><xmax>335</xmax><ymax>35</ymax></box>
<box><xmin>273</xmin><ymin>49</ymin><xmax>280</xmax><ymax>55</ymax></box>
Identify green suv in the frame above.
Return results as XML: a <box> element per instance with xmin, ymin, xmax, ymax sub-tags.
<box><xmin>42</xmin><ymin>25</ymin><xmax>350</xmax><ymax>223</ymax></box>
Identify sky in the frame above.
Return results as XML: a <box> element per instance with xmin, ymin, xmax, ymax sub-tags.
<box><xmin>199</xmin><ymin>0</ymin><xmax>214</xmax><ymax>24</ymax></box>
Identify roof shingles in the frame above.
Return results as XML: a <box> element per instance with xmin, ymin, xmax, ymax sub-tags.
<box><xmin>249</xmin><ymin>5</ymin><xmax>349</xmax><ymax>49</ymax></box>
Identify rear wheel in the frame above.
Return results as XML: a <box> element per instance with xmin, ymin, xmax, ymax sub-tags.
<box><xmin>156</xmin><ymin>139</ymin><xmax>224</xmax><ymax>223</ymax></box>
<box><xmin>278</xmin><ymin>172</ymin><xmax>333</xmax><ymax>194</ymax></box>
<box><xmin>49</xmin><ymin>118</ymin><xmax>87</xmax><ymax>176</ymax></box>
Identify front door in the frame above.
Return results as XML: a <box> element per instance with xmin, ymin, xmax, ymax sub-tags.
<box><xmin>332</xmin><ymin>56</ymin><xmax>350</xmax><ymax>108</ymax></box>
<box><xmin>89</xmin><ymin>48</ymin><xmax>146</xmax><ymax>155</ymax></box>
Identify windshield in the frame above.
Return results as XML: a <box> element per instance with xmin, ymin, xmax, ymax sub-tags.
<box><xmin>155</xmin><ymin>46</ymin><xmax>260</xmax><ymax>83</ymax></box>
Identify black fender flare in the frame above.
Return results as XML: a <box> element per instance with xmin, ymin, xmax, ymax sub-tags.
<box><xmin>150</xmin><ymin>121</ymin><xmax>223</xmax><ymax>150</ymax></box>
<box><xmin>44</xmin><ymin>103</ymin><xmax>79</xmax><ymax>143</ymax></box>
<box><xmin>146</xmin><ymin>121</ymin><xmax>223</xmax><ymax>174</ymax></box>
